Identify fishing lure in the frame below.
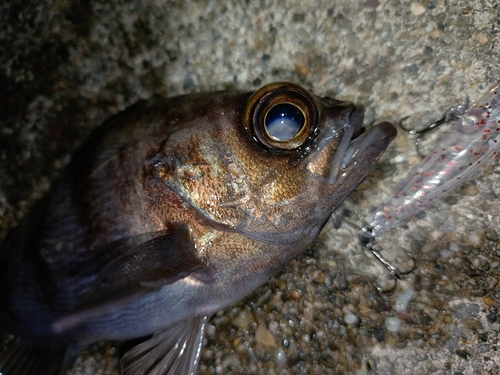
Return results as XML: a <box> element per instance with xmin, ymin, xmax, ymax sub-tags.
<box><xmin>360</xmin><ymin>81</ymin><xmax>500</xmax><ymax>278</ymax></box>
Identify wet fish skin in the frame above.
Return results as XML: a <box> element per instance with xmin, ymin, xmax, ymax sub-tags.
<box><xmin>0</xmin><ymin>82</ymin><xmax>396</xmax><ymax>374</ymax></box>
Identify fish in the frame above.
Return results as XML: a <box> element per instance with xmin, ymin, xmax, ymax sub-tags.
<box><xmin>0</xmin><ymin>82</ymin><xmax>396</xmax><ymax>375</ymax></box>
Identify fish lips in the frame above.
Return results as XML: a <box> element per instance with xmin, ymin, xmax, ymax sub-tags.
<box><xmin>321</xmin><ymin>105</ymin><xmax>396</xmax><ymax>185</ymax></box>
<box><xmin>331</xmin><ymin>115</ymin><xmax>397</xmax><ymax>198</ymax></box>
<box><xmin>341</xmin><ymin>118</ymin><xmax>396</xmax><ymax>173</ymax></box>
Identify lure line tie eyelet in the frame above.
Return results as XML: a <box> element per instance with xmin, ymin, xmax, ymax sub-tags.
<box><xmin>398</xmin><ymin>95</ymin><xmax>470</xmax><ymax>157</ymax></box>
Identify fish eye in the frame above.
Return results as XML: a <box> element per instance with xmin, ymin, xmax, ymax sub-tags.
<box><xmin>242</xmin><ymin>82</ymin><xmax>319</xmax><ymax>152</ymax></box>
<box><xmin>264</xmin><ymin>103</ymin><xmax>305</xmax><ymax>141</ymax></box>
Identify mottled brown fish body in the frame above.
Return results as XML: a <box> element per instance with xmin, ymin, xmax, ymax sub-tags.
<box><xmin>0</xmin><ymin>83</ymin><xmax>396</xmax><ymax>375</ymax></box>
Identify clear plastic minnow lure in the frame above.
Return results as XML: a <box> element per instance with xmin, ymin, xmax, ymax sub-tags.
<box><xmin>361</xmin><ymin>81</ymin><xmax>500</xmax><ymax>280</ymax></box>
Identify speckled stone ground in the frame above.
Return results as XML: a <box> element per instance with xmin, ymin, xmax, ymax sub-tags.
<box><xmin>1</xmin><ymin>1</ymin><xmax>500</xmax><ymax>374</ymax></box>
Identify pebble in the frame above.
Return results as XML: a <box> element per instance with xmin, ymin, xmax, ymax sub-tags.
<box><xmin>464</xmin><ymin>185</ymin><xmax>480</xmax><ymax>196</ymax></box>
<box><xmin>487</xmin><ymin>313</ymin><xmax>498</xmax><ymax>323</ymax></box>
<box><xmin>455</xmin><ymin>348</ymin><xmax>468</xmax><ymax>360</ymax></box>
<box><xmin>407</xmin><ymin>154</ymin><xmax>422</xmax><ymax>167</ymax></box>
<box><xmin>475</xmin><ymin>32</ymin><xmax>489</xmax><ymax>45</ymax></box>
<box><xmin>385</xmin><ymin>317</ymin><xmax>401</xmax><ymax>333</ymax></box>
<box><xmin>222</xmin><ymin>354</ymin><xmax>241</xmax><ymax>368</ymax></box>
<box><xmin>344</xmin><ymin>312</ymin><xmax>359</xmax><ymax>325</ymax></box>
<box><xmin>268</xmin><ymin>320</ymin><xmax>279</xmax><ymax>334</ymax></box>
<box><xmin>445</xmin><ymin>337</ymin><xmax>459</xmax><ymax>350</ymax></box>
<box><xmin>478</xmin><ymin>331</ymin><xmax>488</xmax><ymax>342</ymax></box>
<box><xmin>485</xmin><ymin>229</ymin><xmax>498</xmax><ymax>241</ymax></box>
<box><xmin>461</xmin><ymin>318</ymin><xmax>483</xmax><ymax>330</ymax></box>
<box><xmin>429</xmin><ymin>29</ymin><xmax>441</xmax><ymax>39</ymax></box>
<box><xmin>425</xmin><ymin>360</ymin><xmax>436</xmax><ymax>372</ymax></box>
<box><xmin>232</xmin><ymin>309</ymin><xmax>253</xmax><ymax>329</ymax></box>
<box><xmin>275</xmin><ymin>348</ymin><xmax>287</xmax><ymax>366</ymax></box>
<box><xmin>484</xmin><ymin>296</ymin><xmax>495</xmax><ymax>306</ymax></box>
<box><xmin>317</xmin><ymin>272</ymin><xmax>326</xmax><ymax>284</ymax></box>
<box><xmin>442</xmin><ymin>314</ymin><xmax>453</xmax><ymax>324</ymax></box>
<box><xmin>278</xmin><ymin>280</ymin><xmax>287</xmax><ymax>291</ymax></box>
<box><xmin>394</xmin><ymin>288</ymin><xmax>414</xmax><ymax>313</ymax></box>
<box><xmin>453</xmin><ymin>302</ymin><xmax>480</xmax><ymax>319</ymax></box>
<box><xmin>444</xmin><ymin>281</ymin><xmax>457</xmax><ymax>292</ymax></box>
<box><xmin>440</xmin><ymin>249</ymin><xmax>453</xmax><ymax>259</ymax></box>
<box><xmin>410</xmin><ymin>2</ymin><xmax>426</xmax><ymax>16</ymax></box>
<box><xmin>290</xmin><ymin>289</ymin><xmax>303</xmax><ymax>300</ymax></box>
<box><xmin>255</xmin><ymin>325</ymin><xmax>276</xmax><ymax>347</ymax></box>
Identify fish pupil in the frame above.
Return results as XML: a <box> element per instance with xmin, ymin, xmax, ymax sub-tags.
<box><xmin>265</xmin><ymin>103</ymin><xmax>305</xmax><ymax>141</ymax></box>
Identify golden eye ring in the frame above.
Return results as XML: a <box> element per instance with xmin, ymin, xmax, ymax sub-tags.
<box><xmin>242</xmin><ymin>82</ymin><xmax>319</xmax><ymax>152</ymax></box>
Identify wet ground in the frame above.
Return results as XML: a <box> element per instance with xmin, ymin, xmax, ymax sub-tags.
<box><xmin>1</xmin><ymin>1</ymin><xmax>500</xmax><ymax>374</ymax></box>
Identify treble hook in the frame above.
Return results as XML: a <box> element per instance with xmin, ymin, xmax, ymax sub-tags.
<box><xmin>360</xmin><ymin>225</ymin><xmax>416</xmax><ymax>292</ymax></box>
<box><xmin>399</xmin><ymin>95</ymin><xmax>470</xmax><ymax>157</ymax></box>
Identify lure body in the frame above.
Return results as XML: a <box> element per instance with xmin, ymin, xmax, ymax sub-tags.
<box><xmin>370</xmin><ymin>82</ymin><xmax>500</xmax><ymax>236</ymax></box>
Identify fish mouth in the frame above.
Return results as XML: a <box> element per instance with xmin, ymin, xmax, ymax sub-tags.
<box><xmin>332</xmin><ymin>105</ymin><xmax>396</xmax><ymax>183</ymax></box>
<box><xmin>326</xmin><ymin>106</ymin><xmax>396</xmax><ymax>184</ymax></box>
<box><xmin>341</xmin><ymin>119</ymin><xmax>396</xmax><ymax>172</ymax></box>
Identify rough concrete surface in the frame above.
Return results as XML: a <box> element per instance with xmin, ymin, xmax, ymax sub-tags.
<box><xmin>1</xmin><ymin>0</ymin><xmax>500</xmax><ymax>374</ymax></box>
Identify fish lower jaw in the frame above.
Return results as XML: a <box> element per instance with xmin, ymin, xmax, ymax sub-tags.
<box><xmin>340</xmin><ymin>121</ymin><xmax>397</xmax><ymax>173</ymax></box>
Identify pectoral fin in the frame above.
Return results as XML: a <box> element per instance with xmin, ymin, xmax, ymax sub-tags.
<box><xmin>53</xmin><ymin>224</ymin><xmax>205</xmax><ymax>333</ymax></box>
<box><xmin>121</xmin><ymin>315</ymin><xmax>209</xmax><ymax>375</ymax></box>
<box><xmin>89</xmin><ymin>224</ymin><xmax>204</xmax><ymax>301</ymax></box>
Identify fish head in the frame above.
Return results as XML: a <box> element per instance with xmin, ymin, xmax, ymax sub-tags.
<box><xmin>153</xmin><ymin>82</ymin><xmax>396</xmax><ymax>245</ymax></box>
